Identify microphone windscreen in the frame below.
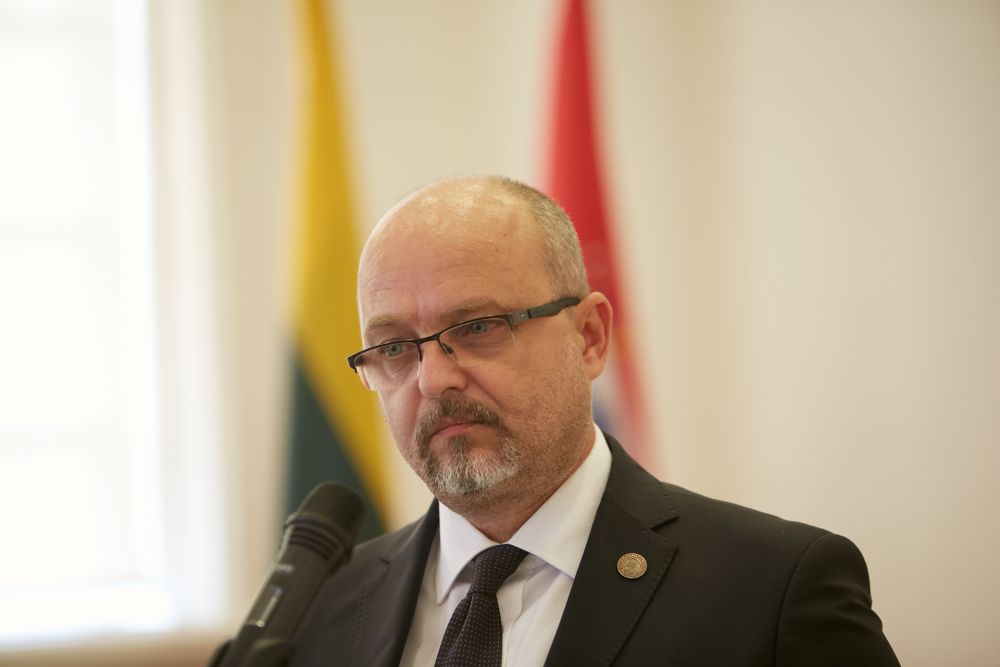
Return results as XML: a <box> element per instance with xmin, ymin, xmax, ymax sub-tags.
<box><xmin>285</xmin><ymin>483</ymin><xmax>364</xmax><ymax>564</ymax></box>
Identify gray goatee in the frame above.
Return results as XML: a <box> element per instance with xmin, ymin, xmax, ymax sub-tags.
<box><xmin>413</xmin><ymin>397</ymin><xmax>520</xmax><ymax>496</ymax></box>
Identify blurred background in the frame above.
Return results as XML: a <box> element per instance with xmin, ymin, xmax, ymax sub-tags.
<box><xmin>1</xmin><ymin>0</ymin><xmax>998</xmax><ymax>665</ymax></box>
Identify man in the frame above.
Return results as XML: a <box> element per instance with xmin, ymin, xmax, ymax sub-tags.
<box><xmin>291</xmin><ymin>176</ymin><xmax>898</xmax><ymax>665</ymax></box>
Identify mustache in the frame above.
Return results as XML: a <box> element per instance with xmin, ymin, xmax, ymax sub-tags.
<box><xmin>414</xmin><ymin>397</ymin><xmax>508</xmax><ymax>446</ymax></box>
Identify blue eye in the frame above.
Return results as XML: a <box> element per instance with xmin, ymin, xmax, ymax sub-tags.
<box><xmin>466</xmin><ymin>320</ymin><xmax>495</xmax><ymax>335</ymax></box>
<box><xmin>381</xmin><ymin>342</ymin><xmax>406</xmax><ymax>357</ymax></box>
<box><xmin>445</xmin><ymin>318</ymin><xmax>509</xmax><ymax>348</ymax></box>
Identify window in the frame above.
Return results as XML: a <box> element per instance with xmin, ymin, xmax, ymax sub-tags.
<box><xmin>0</xmin><ymin>0</ymin><xmax>226</xmax><ymax>647</ymax></box>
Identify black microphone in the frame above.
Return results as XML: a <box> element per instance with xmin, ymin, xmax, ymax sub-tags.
<box><xmin>214</xmin><ymin>482</ymin><xmax>364</xmax><ymax>667</ymax></box>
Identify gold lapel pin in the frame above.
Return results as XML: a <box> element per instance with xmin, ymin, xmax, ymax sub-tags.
<box><xmin>616</xmin><ymin>552</ymin><xmax>647</xmax><ymax>579</ymax></box>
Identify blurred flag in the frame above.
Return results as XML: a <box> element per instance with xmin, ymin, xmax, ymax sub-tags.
<box><xmin>286</xmin><ymin>0</ymin><xmax>385</xmax><ymax>539</ymax></box>
<box><xmin>545</xmin><ymin>0</ymin><xmax>651</xmax><ymax>464</ymax></box>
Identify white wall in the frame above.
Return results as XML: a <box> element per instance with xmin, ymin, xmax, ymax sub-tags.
<box><xmin>207</xmin><ymin>1</ymin><xmax>1000</xmax><ymax>664</ymax></box>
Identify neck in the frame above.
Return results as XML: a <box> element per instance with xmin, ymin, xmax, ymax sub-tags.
<box><xmin>446</xmin><ymin>491</ymin><xmax>549</xmax><ymax>543</ymax></box>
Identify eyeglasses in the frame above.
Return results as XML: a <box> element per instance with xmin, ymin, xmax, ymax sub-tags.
<box><xmin>346</xmin><ymin>296</ymin><xmax>581</xmax><ymax>391</ymax></box>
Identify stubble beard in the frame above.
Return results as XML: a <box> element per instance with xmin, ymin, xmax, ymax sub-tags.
<box><xmin>410</xmin><ymin>397</ymin><xmax>521</xmax><ymax>499</ymax></box>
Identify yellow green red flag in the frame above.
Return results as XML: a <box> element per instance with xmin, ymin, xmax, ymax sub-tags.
<box><xmin>286</xmin><ymin>0</ymin><xmax>385</xmax><ymax>538</ymax></box>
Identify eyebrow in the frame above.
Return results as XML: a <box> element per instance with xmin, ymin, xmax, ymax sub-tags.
<box><xmin>363</xmin><ymin>297</ymin><xmax>508</xmax><ymax>341</ymax></box>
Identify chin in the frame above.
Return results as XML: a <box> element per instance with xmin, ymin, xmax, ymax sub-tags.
<box><xmin>420</xmin><ymin>436</ymin><xmax>520</xmax><ymax>498</ymax></box>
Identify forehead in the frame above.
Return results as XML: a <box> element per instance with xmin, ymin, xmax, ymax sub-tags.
<box><xmin>358</xmin><ymin>185</ymin><xmax>551</xmax><ymax>333</ymax></box>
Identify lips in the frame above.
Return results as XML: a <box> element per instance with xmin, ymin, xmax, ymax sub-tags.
<box><xmin>432</xmin><ymin>419</ymin><xmax>480</xmax><ymax>438</ymax></box>
<box><xmin>415</xmin><ymin>397</ymin><xmax>508</xmax><ymax>448</ymax></box>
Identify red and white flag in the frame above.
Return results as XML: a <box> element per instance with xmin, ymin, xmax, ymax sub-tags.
<box><xmin>545</xmin><ymin>0</ymin><xmax>650</xmax><ymax>464</ymax></box>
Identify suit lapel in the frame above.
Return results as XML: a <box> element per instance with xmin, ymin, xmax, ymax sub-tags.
<box><xmin>544</xmin><ymin>435</ymin><xmax>679</xmax><ymax>667</ymax></box>
<box><xmin>350</xmin><ymin>503</ymin><xmax>439</xmax><ymax>667</ymax></box>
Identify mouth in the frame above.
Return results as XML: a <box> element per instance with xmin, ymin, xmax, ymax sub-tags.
<box><xmin>432</xmin><ymin>419</ymin><xmax>482</xmax><ymax>439</ymax></box>
<box><xmin>415</xmin><ymin>398</ymin><xmax>507</xmax><ymax>450</ymax></box>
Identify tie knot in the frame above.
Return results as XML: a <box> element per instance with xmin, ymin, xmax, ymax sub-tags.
<box><xmin>469</xmin><ymin>544</ymin><xmax>527</xmax><ymax>595</ymax></box>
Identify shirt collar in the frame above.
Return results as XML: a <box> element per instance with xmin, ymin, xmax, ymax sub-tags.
<box><xmin>434</xmin><ymin>427</ymin><xmax>612</xmax><ymax>603</ymax></box>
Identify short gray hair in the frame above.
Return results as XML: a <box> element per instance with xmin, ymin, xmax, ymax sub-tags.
<box><xmin>488</xmin><ymin>176</ymin><xmax>591</xmax><ymax>298</ymax></box>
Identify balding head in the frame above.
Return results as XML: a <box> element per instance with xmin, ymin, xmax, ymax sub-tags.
<box><xmin>360</xmin><ymin>176</ymin><xmax>589</xmax><ymax>307</ymax></box>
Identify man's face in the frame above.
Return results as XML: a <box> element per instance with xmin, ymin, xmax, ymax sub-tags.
<box><xmin>357</xmin><ymin>188</ymin><xmax>593</xmax><ymax>510</ymax></box>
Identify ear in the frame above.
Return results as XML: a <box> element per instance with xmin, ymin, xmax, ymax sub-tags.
<box><xmin>574</xmin><ymin>292</ymin><xmax>613</xmax><ymax>381</ymax></box>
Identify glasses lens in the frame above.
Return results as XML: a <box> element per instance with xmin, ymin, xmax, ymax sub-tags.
<box><xmin>440</xmin><ymin>317</ymin><xmax>514</xmax><ymax>361</ymax></box>
<box><xmin>356</xmin><ymin>341</ymin><xmax>419</xmax><ymax>390</ymax></box>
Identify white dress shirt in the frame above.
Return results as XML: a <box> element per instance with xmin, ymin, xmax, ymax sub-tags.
<box><xmin>399</xmin><ymin>427</ymin><xmax>612</xmax><ymax>666</ymax></box>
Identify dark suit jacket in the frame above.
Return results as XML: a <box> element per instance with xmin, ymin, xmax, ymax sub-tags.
<box><xmin>291</xmin><ymin>434</ymin><xmax>898</xmax><ymax>666</ymax></box>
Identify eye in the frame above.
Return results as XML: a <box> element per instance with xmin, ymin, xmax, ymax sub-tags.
<box><xmin>380</xmin><ymin>342</ymin><xmax>407</xmax><ymax>357</ymax></box>
<box><xmin>463</xmin><ymin>319</ymin><xmax>499</xmax><ymax>335</ymax></box>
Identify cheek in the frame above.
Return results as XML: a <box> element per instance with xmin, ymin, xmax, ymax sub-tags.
<box><xmin>378</xmin><ymin>388</ymin><xmax>418</xmax><ymax>441</ymax></box>
<box><xmin>482</xmin><ymin>340</ymin><xmax>585</xmax><ymax>422</ymax></box>
<box><xmin>529</xmin><ymin>341</ymin><xmax>590</xmax><ymax>411</ymax></box>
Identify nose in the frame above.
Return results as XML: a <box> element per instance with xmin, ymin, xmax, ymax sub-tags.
<box><xmin>416</xmin><ymin>339</ymin><xmax>468</xmax><ymax>397</ymax></box>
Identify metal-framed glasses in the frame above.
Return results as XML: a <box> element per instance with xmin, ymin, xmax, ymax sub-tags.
<box><xmin>346</xmin><ymin>296</ymin><xmax>581</xmax><ymax>391</ymax></box>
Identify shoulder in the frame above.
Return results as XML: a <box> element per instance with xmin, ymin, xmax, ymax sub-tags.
<box><xmin>687</xmin><ymin>496</ymin><xmax>905</xmax><ymax>665</ymax></box>
<box><xmin>603</xmin><ymin>433</ymin><xmax>831</xmax><ymax>558</ymax></box>
<box><xmin>599</xmin><ymin>436</ymin><xmax>897</xmax><ymax>664</ymax></box>
<box><xmin>661</xmin><ymin>481</ymin><xmax>831</xmax><ymax>554</ymax></box>
<box><xmin>602</xmin><ymin>433</ymin><xmax>860</xmax><ymax>613</ymax></box>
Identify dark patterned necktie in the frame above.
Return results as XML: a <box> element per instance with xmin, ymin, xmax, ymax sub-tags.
<box><xmin>435</xmin><ymin>544</ymin><xmax>528</xmax><ymax>667</ymax></box>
